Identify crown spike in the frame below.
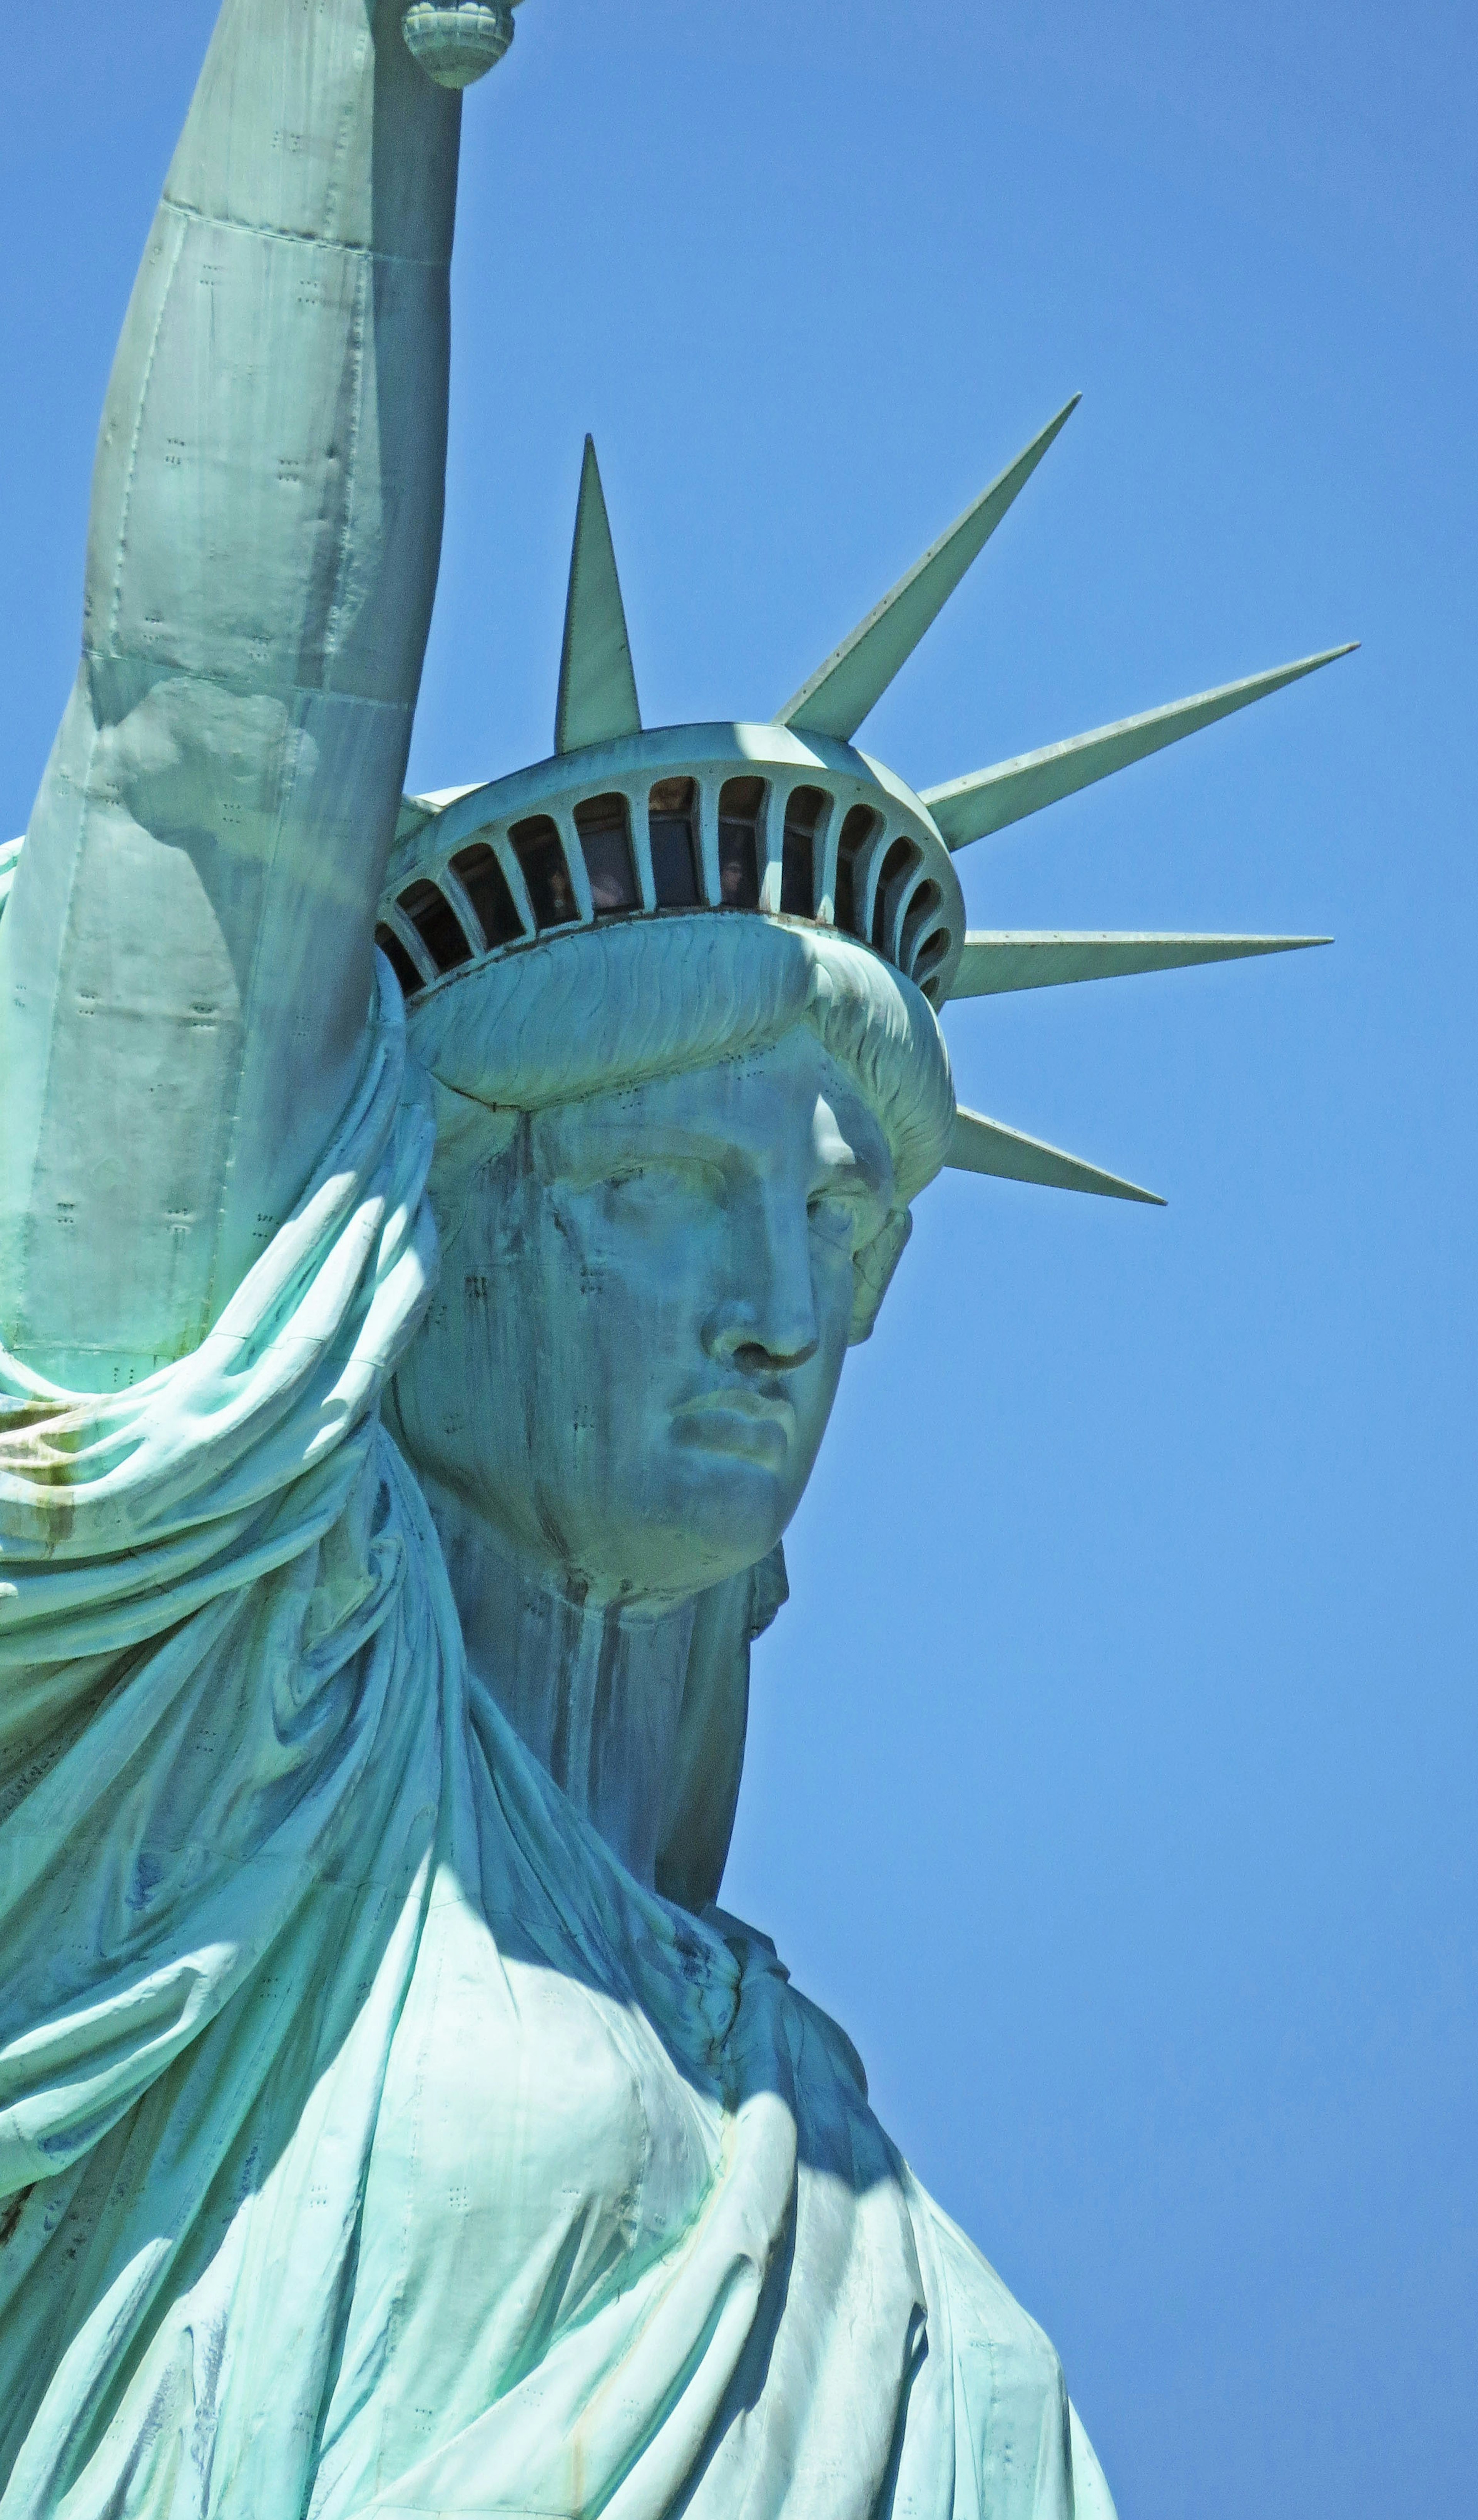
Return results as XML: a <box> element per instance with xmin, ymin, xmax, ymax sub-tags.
<box><xmin>921</xmin><ymin>644</ymin><xmax>1357</xmax><ymax>851</ymax></box>
<box><xmin>943</xmin><ymin>931</ymin><xmax>1330</xmax><ymax>1002</ymax></box>
<box><xmin>555</xmin><ymin>436</ymin><xmax>643</xmax><ymax>756</ymax></box>
<box><xmin>948</xmin><ymin>1107</ymin><xmax>1165</xmax><ymax>1206</ymax></box>
<box><xmin>775</xmin><ymin>397</ymin><xmax>1081</xmax><ymax>744</ymax></box>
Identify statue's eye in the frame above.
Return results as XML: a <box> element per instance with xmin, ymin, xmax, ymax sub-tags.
<box><xmin>807</xmin><ymin>1190</ymin><xmax>861</xmax><ymax>1251</ymax></box>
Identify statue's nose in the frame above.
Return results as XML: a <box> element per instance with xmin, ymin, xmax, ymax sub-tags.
<box><xmin>701</xmin><ymin>1181</ymin><xmax>821</xmax><ymax>1372</ymax></box>
<box><xmin>701</xmin><ymin>1298</ymin><xmax>819</xmax><ymax>1375</ymax></box>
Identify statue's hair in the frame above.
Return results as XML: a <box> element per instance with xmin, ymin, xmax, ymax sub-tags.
<box><xmin>402</xmin><ymin>912</ymin><xmax>955</xmax><ymax>1341</ymax></box>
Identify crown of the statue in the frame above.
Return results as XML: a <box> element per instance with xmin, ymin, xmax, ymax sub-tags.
<box><xmin>379</xmin><ymin>414</ymin><xmax>1353</xmax><ymax>1208</ymax></box>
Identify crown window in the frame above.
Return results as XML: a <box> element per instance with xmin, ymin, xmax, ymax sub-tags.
<box><xmin>833</xmin><ymin>804</ymin><xmax>879</xmax><ymax>936</ymax></box>
<box><xmin>717</xmin><ymin>777</ymin><xmax>764</xmax><ymax>910</ymax></box>
<box><xmin>575</xmin><ymin>793</ymin><xmax>639</xmax><ymax>916</ymax></box>
<box><xmin>510</xmin><ymin>815</ymin><xmax>579</xmax><ymax>930</ymax></box>
<box><xmin>871</xmin><ymin>838</ymin><xmax>918</xmax><ymax>952</ymax></box>
<box><xmin>648</xmin><ymin>778</ymin><xmax>701</xmax><ymax>909</ymax></box>
<box><xmin>450</xmin><ymin>840</ymin><xmax>523</xmax><ymax>948</ymax></box>
<box><xmin>900</xmin><ymin>879</ymin><xmax>943</xmax><ymax>965</ymax></box>
<box><xmin>375</xmin><ymin>923</ymin><xmax>425</xmax><ymax>1000</ymax></box>
<box><xmin>913</xmin><ymin>927</ymin><xmax>949</xmax><ymax>982</ymax></box>
<box><xmin>396</xmin><ymin>878</ymin><xmax>474</xmax><ymax>975</ymax></box>
<box><xmin>781</xmin><ymin>786</ymin><xmax>828</xmax><ymax>918</ymax></box>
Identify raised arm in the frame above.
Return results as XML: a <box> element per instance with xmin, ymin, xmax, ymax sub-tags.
<box><xmin>0</xmin><ymin>0</ymin><xmax>472</xmax><ymax>1390</ymax></box>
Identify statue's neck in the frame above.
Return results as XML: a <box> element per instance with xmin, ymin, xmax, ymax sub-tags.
<box><xmin>420</xmin><ymin>1476</ymin><xmax>696</xmax><ymax>1889</ymax></box>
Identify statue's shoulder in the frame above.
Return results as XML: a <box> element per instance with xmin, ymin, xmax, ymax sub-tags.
<box><xmin>902</xmin><ymin>2182</ymin><xmax>1120</xmax><ymax>2518</ymax></box>
<box><xmin>908</xmin><ymin>2179</ymin><xmax>1065</xmax><ymax>2372</ymax></box>
<box><xmin>714</xmin><ymin>1906</ymin><xmax>1068</xmax><ymax>2356</ymax></box>
<box><xmin>705</xmin><ymin>1906</ymin><xmax>1117</xmax><ymax>2514</ymax></box>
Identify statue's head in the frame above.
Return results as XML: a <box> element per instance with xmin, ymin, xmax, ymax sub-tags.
<box><xmin>383</xmin><ymin>430</ymin><xmax>1344</xmax><ymax>1602</ymax></box>
<box><xmin>393</xmin><ymin>913</ymin><xmax>953</xmax><ymax>1600</ymax></box>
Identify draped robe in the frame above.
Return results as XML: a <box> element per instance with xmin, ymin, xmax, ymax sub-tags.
<box><xmin>0</xmin><ymin>898</ymin><xmax>1116</xmax><ymax>2517</ymax></box>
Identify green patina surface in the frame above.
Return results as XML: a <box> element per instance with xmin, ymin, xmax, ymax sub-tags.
<box><xmin>0</xmin><ymin>4</ymin><xmax>1350</xmax><ymax>2512</ymax></box>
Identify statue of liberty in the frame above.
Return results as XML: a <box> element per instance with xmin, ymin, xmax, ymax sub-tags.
<box><xmin>0</xmin><ymin>6</ymin><xmax>1351</xmax><ymax>2513</ymax></box>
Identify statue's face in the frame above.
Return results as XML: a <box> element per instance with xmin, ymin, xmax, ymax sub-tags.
<box><xmin>396</xmin><ymin>1028</ymin><xmax>895</xmax><ymax>1600</ymax></box>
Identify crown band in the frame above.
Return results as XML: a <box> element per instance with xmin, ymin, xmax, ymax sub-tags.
<box><xmin>376</xmin><ymin>723</ymin><xmax>967</xmax><ymax>1014</ymax></box>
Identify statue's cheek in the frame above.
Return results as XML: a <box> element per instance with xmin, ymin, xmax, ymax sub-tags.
<box><xmin>807</xmin><ymin>1226</ymin><xmax>863</xmax><ymax>1343</ymax></box>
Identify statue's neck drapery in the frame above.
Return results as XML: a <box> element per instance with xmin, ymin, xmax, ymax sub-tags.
<box><xmin>420</xmin><ymin>1471</ymin><xmax>699</xmax><ymax>1888</ymax></box>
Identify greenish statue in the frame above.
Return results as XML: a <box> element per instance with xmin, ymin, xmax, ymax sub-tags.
<box><xmin>0</xmin><ymin>7</ymin><xmax>1351</xmax><ymax>2514</ymax></box>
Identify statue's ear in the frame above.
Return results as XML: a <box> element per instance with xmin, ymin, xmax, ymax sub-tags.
<box><xmin>654</xmin><ymin>1543</ymin><xmax>788</xmax><ymax>1914</ymax></box>
<box><xmin>850</xmin><ymin>1206</ymin><xmax>913</xmax><ymax>1344</ymax></box>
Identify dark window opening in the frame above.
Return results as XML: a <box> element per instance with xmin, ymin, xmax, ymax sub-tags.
<box><xmin>781</xmin><ymin>784</ymin><xmax>827</xmax><ymax>918</ymax></box>
<box><xmin>376</xmin><ymin>923</ymin><xmax>425</xmax><ymax>1000</ymax></box>
<box><xmin>833</xmin><ymin>804</ymin><xmax>878</xmax><ymax>935</ymax></box>
<box><xmin>648</xmin><ymin>778</ymin><xmax>701</xmax><ymax>908</ymax></box>
<box><xmin>510</xmin><ymin>814</ymin><xmax>578</xmax><ymax>930</ymax></box>
<box><xmin>901</xmin><ymin>880</ymin><xmax>943</xmax><ymax>962</ymax></box>
<box><xmin>450</xmin><ymin>840</ymin><xmax>523</xmax><ymax>950</ymax></box>
<box><xmin>717</xmin><ymin>776</ymin><xmax>764</xmax><ymax>910</ymax></box>
<box><xmin>575</xmin><ymin>793</ymin><xmax>639</xmax><ymax>916</ymax></box>
<box><xmin>913</xmin><ymin>926</ymin><xmax>950</xmax><ymax>978</ymax></box>
<box><xmin>870</xmin><ymin>839</ymin><xmax>918</xmax><ymax>953</ymax></box>
<box><xmin>396</xmin><ymin>878</ymin><xmax>473</xmax><ymax>975</ymax></box>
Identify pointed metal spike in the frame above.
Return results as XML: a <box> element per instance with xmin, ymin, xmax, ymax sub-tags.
<box><xmin>947</xmin><ymin>1106</ymin><xmax>1165</xmax><ymax>1205</ymax></box>
<box><xmin>775</xmin><ymin>396</ymin><xmax>1082</xmax><ymax>744</ymax></box>
<box><xmin>555</xmin><ymin>436</ymin><xmax>643</xmax><ymax>756</ymax></box>
<box><xmin>943</xmin><ymin>931</ymin><xmax>1331</xmax><ymax>1002</ymax></box>
<box><xmin>921</xmin><ymin>644</ymin><xmax>1359</xmax><ymax>852</ymax></box>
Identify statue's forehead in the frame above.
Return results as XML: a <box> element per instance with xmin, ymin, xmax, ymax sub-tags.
<box><xmin>528</xmin><ymin>1033</ymin><xmax>893</xmax><ymax>1182</ymax></box>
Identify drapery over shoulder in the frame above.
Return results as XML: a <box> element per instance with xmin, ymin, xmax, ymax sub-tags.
<box><xmin>0</xmin><ymin>969</ymin><xmax>453</xmax><ymax>2515</ymax></box>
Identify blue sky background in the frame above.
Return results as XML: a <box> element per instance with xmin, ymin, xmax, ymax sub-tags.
<box><xmin>2</xmin><ymin>4</ymin><xmax>1473</xmax><ymax>2511</ymax></box>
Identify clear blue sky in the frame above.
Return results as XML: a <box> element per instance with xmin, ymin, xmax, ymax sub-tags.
<box><xmin>3</xmin><ymin>5</ymin><xmax>1473</xmax><ymax>2512</ymax></box>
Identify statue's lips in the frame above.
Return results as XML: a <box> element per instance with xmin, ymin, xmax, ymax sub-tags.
<box><xmin>672</xmin><ymin>1388</ymin><xmax>796</xmax><ymax>1462</ymax></box>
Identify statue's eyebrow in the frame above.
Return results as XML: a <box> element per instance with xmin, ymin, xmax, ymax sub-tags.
<box><xmin>535</xmin><ymin>1115</ymin><xmax>745</xmax><ymax>1187</ymax></box>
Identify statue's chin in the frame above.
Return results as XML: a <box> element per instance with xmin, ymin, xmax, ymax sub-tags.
<box><xmin>505</xmin><ymin>1455</ymin><xmax>796</xmax><ymax>1609</ymax></box>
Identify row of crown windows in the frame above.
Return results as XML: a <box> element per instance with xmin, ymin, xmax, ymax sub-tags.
<box><xmin>376</xmin><ymin>779</ymin><xmax>952</xmax><ymax>1001</ymax></box>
